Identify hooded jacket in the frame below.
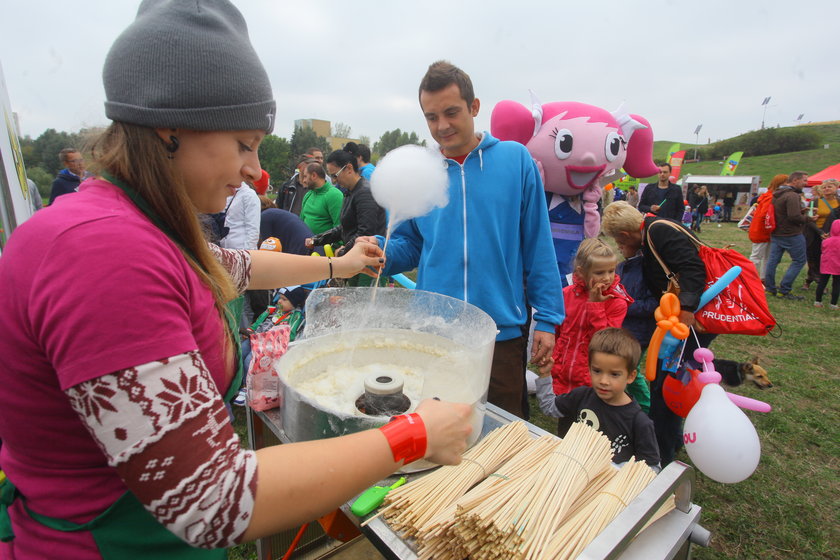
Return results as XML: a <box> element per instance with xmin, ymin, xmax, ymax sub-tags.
<box><xmin>48</xmin><ymin>169</ymin><xmax>82</xmax><ymax>206</ymax></box>
<box><xmin>550</xmin><ymin>274</ymin><xmax>633</xmax><ymax>395</ymax></box>
<box><xmin>821</xmin><ymin>220</ymin><xmax>840</xmax><ymax>275</ymax></box>
<box><xmin>771</xmin><ymin>185</ymin><xmax>805</xmax><ymax>237</ymax></box>
<box><xmin>259</xmin><ymin>208</ymin><xmax>313</xmax><ymax>256</ymax></box>
<box><xmin>380</xmin><ymin>132</ymin><xmax>565</xmax><ymax>340</ymax></box>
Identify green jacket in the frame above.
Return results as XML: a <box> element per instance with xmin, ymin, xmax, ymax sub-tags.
<box><xmin>301</xmin><ymin>182</ymin><xmax>343</xmax><ymax>235</ymax></box>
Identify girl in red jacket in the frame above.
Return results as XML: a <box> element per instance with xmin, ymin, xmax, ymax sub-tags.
<box><xmin>551</xmin><ymin>238</ymin><xmax>634</xmax><ymax>395</ymax></box>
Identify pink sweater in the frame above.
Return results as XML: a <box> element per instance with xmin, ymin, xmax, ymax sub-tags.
<box><xmin>821</xmin><ymin>220</ymin><xmax>840</xmax><ymax>275</ymax></box>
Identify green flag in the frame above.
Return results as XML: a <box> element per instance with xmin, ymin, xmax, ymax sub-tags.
<box><xmin>615</xmin><ymin>170</ymin><xmax>639</xmax><ymax>191</ymax></box>
<box><xmin>721</xmin><ymin>152</ymin><xmax>743</xmax><ymax>176</ymax></box>
<box><xmin>666</xmin><ymin>143</ymin><xmax>681</xmax><ymax>165</ymax></box>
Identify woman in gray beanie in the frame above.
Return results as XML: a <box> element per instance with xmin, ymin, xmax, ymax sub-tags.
<box><xmin>0</xmin><ymin>1</ymin><xmax>471</xmax><ymax>557</ymax></box>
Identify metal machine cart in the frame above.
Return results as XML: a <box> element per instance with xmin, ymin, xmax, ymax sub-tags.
<box><xmin>246</xmin><ymin>404</ymin><xmax>710</xmax><ymax>559</ymax></box>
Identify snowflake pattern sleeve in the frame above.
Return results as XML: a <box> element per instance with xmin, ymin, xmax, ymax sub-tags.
<box><xmin>208</xmin><ymin>243</ymin><xmax>252</xmax><ymax>295</ymax></box>
<box><xmin>65</xmin><ymin>351</ymin><xmax>258</xmax><ymax>548</ymax></box>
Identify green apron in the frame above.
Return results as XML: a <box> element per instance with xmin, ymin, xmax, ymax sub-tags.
<box><xmin>1</xmin><ymin>481</ymin><xmax>226</xmax><ymax>559</ymax></box>
<box><xmin>0</xmin><ymin>176</ymin><xmax>247</xmax><ymax>557</ymax></box>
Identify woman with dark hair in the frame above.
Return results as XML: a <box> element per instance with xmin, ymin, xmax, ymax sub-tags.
<box><xmin>343</xmin><ymin>141</ymin><xmax>375</xmax><ymax>179</ymax></box>
<box><xmin>0</xmin><ymin>2</ymin><xmax>471</xmax><ymax>557</ymax></box>
<box><xmin>307</xmin><ymin>147</ymin><xmax>387</xmax><ymax>285</ymax></box>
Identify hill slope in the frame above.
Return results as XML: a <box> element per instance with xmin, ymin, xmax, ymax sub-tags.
<box><xmin>640</xmin><ymin>123</ymin><xmax>840</xmax><ymax>183</ymax></box>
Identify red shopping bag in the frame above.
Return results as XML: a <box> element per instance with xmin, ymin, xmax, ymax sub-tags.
<box><xmin>695</xmin><ymin>245</ymin><xmax>776</xmax><ymax>335</ymax></box>
<box><xmin>647</xmin><ymin>220</ymin><xmax>776</xmax><ymax>335</ymax></box>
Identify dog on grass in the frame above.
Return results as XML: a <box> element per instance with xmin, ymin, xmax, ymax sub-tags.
<box><xmin>712</xmin><ymin>357</ymin><xmax>773</xmax><ymax>389</ymax></box>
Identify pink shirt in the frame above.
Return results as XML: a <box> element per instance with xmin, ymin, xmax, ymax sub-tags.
<box><xmin>0</xmin><ymin>180</ymin><xmax>232</xmax><ymax>557</ymax></box>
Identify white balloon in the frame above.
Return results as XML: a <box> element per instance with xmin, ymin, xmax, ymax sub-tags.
<box><xmin>370</xmin><ymin>145</ymin><xmax>449</xmax><ymax>228</ymax></box>
<box><xmin>683</xmin><ymin>383</ymin><xmax>761</xmax><ymax>483</ymax></box>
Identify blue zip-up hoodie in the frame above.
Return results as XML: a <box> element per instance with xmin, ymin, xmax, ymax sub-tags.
<box><xmin>380</xmin><ymin>132</ymin><xmax>565</xmax><ymax>340</ymax></box>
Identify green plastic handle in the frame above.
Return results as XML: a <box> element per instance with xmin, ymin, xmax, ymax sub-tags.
<box><xmin>350</xmin><ymin>477</ymin><xmax>406</xmax><ymax>517</ymax></box>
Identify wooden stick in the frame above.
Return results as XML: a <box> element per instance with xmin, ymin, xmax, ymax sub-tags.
<box><xmin>384</xmin><ymin>422</ymin><xmax>666</xmax><ymax>560</ymax></box>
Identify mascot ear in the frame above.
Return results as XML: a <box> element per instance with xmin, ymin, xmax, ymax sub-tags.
<box><xmin>491</xmin><ymin>100</ymin><xmax>535</xmax><ymax>146</ymax></box>
<box><xmin>623</xmin><ymin>114</ymin><xmax>659</xmax><ymax>178</ymax></box>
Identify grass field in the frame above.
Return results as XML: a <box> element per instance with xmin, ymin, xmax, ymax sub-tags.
<box><xmin>232</xmin><ymin>223</ymin><xmax>838</xmax><ymax>559</ymax></box>
<box><xmin>676</xmin><ymin>224</ymin><xmax>838</xmax><ymax>559</ymax></box>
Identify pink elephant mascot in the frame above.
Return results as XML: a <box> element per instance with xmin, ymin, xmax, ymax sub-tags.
<box><xmin>491</xmin><ymin>93</ymin><xmax>658</xmax><ymax>280</ymax></box>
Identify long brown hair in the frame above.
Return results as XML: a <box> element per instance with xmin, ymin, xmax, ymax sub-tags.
<box><xmin>89</xmin><ymin>122</ymin><xmax>237</xmax><ymax>354</ymax></box>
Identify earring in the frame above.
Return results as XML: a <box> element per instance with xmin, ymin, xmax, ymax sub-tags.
<box><xmin>165</xmin><ymin>135</ymin><xmax>180</xmax><ymax>157</ymax></box>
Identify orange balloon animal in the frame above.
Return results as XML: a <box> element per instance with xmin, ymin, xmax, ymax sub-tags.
<box><xmin>645</xmin><ymin>293</ymin><xmax>690</xmax><ymax>381</ymax></box>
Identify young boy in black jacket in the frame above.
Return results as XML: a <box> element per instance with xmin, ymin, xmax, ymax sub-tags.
<box><xmin>535</xmin><ymin>328</ymin><xmax>660</xmax><ymax>471</ymax></box>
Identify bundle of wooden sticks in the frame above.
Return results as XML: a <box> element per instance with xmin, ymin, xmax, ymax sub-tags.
<box><xmin>375</xmin><ymin>421</ymin><xmax>674</xmax><ymax>560</ymax></box>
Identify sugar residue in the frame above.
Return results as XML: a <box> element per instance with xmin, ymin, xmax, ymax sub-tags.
<box><xmin>294</xmin><ymin>363</ymin><xmax>425</xmax><ymax>417</ymax></box>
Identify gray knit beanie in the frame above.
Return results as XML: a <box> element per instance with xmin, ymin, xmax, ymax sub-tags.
<box><xmin>103</xmin><ymin>0</ymin><xmax>276</xmax><ymax>132</ymax></box>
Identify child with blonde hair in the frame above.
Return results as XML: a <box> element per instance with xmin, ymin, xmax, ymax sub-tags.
<box><xmin>550</xmin><ymin>238</ymin><xmax>633</xmax><ymax>395</ymax></box>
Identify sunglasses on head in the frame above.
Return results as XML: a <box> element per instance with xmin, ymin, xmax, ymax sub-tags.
<box><xmin>329</xmin><ymin>164</ymin><xmax>348</xmax><ymax>182</ymax></box>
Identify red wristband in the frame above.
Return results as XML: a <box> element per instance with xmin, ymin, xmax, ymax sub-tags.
<box><xmin>379</xmin><ymin>413</ymin><xmax>427</xmax><ymax>465</ymax></box>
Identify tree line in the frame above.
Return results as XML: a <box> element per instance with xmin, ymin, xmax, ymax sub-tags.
<box><xmin>19</xmin><ymin>125</ymin><xmax>426</xmax><ymax>198</ymax></box>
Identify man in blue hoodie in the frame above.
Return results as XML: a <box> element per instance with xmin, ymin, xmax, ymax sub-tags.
<box><xmin>48</xmin><ymin>148</ymin><xmax>86</xmax><ymax>206</ymax></box>
<box><xmin>370</xmin><ymin>61</ymin><xmax>565</xmax><ymax>417</ymax></box>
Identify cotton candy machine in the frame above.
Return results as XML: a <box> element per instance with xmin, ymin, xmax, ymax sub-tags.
<box><xmin>274</xmin><ymin>287</ymin><xmax>497</xmax><ymax>472</ymax></box>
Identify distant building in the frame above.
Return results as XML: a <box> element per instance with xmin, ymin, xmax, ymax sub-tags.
<box><xmin>294</xmin><ymin>118</ymin><xmax>360</xmax><ymax>152</ymax></box>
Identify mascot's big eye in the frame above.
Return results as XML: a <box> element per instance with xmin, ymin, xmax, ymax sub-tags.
<box><xmin>552</xmin><ymin>128</ymin><xmax>573</xmax><ymax>160</ymax></box>
<box><xmin>605</xmin><ymin>132</ymin><xmax>622</xmax><ymax>162</ymax></box>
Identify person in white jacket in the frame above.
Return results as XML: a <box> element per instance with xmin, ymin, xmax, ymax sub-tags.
<box><xmin>221</xmin><ymin>183</ymin><xmax>262</xmax><ymax>329</ymax></box>
<box><xmin>221</xmin><ymin>183</ymin><xmax>261</xmax><ymax>251</ymax></box>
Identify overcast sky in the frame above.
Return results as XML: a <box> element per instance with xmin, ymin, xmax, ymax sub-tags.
<box><xmin>2</xmin><ymin>0</ymin><xmax>837</xmax><ymax>149</ymax></box>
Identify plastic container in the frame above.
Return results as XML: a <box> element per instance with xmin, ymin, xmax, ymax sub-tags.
<box><xmin>274</xmin><ymin>287</ymin><xmax>497</xmax><ymax>471</ymax></box>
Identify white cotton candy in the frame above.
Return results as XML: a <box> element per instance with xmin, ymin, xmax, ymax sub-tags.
<box><xmin>370</xmin><ymin>145</ymin><xmax>449</xmax><ymax>229</ymax></box>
